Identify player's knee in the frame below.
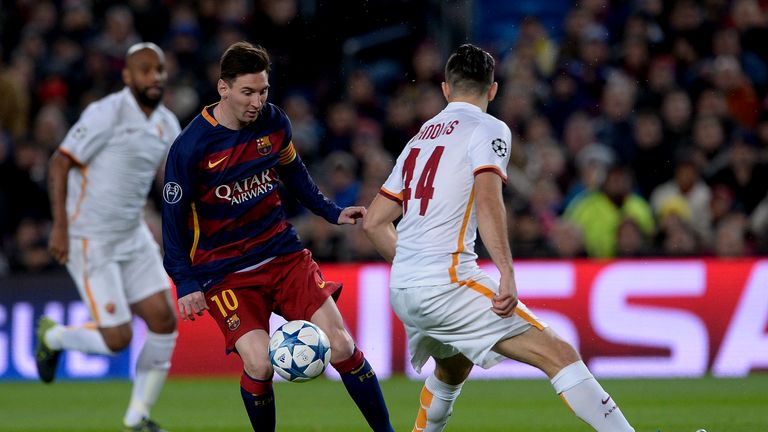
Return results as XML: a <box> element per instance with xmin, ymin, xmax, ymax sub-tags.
<box><xmin>243</xmin><ymin>358</ymin><xmax>274</xmax><ymax>380</ymax></box>
<box><xmin>100</xmin><ymin>325</ymin><xmax>133</xmax><ymax>352</ymax></box>
<box><xmin>147</xmin><ymin>309</ymin><xmax>177</xmax><ymax>334</ymax></box>
<box><xmin>551</xmin><ymin>338</ymin><xmax>581</xmax><ymax>369</ymax></box>
<box><xmin>327</xmin><ymin>328</ymin><xmax>355</xmax><ymax>361</ymax></box>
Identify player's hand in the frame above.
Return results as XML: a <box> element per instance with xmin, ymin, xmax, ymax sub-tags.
<box><xmin>338</xmin><ymin>206</ymin><xmax>366</xmax><ymax>225</ymax></box>
<box><xmin>178</xmin><ymin>291</ymin><xmax>209</xmax><ymax>321</ymax></box>
<box><xmin>48</xmin><ymin>223</ymin><xmax>69</xmax><ymax>264</ymax></box>
<box><xmin>491</xmin><ymin>272</ymin><xmax>518</xmax><ymax>318</ymax></box>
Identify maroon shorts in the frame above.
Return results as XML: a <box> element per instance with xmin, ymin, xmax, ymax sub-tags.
<box><xmin>205</xmin><ymin>249</ymin><xmax>342</xmax><ymax>352</ymax></box>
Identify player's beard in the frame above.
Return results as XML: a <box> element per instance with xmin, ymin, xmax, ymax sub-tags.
<box><xmin>134</xmin><ymin>85</ymin><xmax>164</xmax><ymax>109</ymax></box>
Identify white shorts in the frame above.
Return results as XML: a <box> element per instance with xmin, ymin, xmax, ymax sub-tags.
<box><xmin>391</xmin><ymin>272</ymin><xmax>548</xmax><ymax>373</ymax></box>
<box><xmin>66</xmin><ymin>224</ymin><xmax>170</xmax><ymax>327</ymax></box>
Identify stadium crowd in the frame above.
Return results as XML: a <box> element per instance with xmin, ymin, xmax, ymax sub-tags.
<box><xmin>1</xmin><ymin>0</ymin><xmax>767</xmax><ymax>275</ymax></box>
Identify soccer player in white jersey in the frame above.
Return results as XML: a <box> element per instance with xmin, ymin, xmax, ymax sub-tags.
<box><xmin>363</xmin><ymin>44</ymin><xmax>635</xmax><ymax>432</ymax></box>
<box><xmin>39</xmin><ymin>42</ymin><xmax>181</xmax><ymax>432</ymax></box>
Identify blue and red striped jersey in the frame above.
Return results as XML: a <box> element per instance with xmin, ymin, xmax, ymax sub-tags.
<box><xmin>162</xmin><ymin>103</ymin><xmax>342</xmax><ymax>298</ymax></box>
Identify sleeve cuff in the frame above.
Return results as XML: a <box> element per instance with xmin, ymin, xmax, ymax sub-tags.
<box><xmin>174</xmin><ymin>279</ymin><xmax>203</xmax><ymax>299</ymax></box>
<box><xmin>473</xmin><ymin>166</ymin><xmax>508</xmax><ymax>184</ymax></box>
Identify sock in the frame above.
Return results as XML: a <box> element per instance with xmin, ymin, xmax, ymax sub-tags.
<box><xmin>46</xmin><ymin>323</ymin><xmax>112</xmax><ymax>354</ymax></box>
<box><xmin>332</xmin><ymin>348</ymin><xmax>393</xmax><ymax>432</ymax></box>
<box><xmin>123</xmin><ymin>331</ymin><xmax>177</xmax><ymax>427</ymax></box>
<box><xmin>413</xmin><ymin>373</ymin><xmax>463</xmax><ymax>432</ymax></box>
<box><xmin>551</xmin><ymin>361</ymin><xmax>635</xmax><ymax>432</ymax></box>
<box><xmin>240</xmin><ymin>373</ymin><xmax>275</xmax><ymax>432</ymax></box>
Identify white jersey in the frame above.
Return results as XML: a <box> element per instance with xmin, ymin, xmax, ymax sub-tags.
<box><xmin>382</xmin><ymin>102</ymin><xmax>511</xmax><ymax>288</ymax></box>
<box><xmin>59</xmin><ymin>87</ymin><xmax>181</xmax><ymax>241</ymax></box>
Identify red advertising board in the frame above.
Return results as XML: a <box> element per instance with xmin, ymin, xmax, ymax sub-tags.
<box><xmin>169</xmin><ymin>259</ymin><xmax>768</xmax><ymax>379</ymax></box>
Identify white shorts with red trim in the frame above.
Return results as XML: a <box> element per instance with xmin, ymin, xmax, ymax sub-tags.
<box><xmin>391</xmin><ymin>272</ymin><xmax>548</xmax><ymax>373</ymax></box>
<box><xmin>66</xmin><ymin>223</ymin><xmax>170</xmax><ymax>327</ymax></box>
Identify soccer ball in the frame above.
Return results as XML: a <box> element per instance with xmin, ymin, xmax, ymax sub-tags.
<box><xmin>269</xmin><ymin>320</ymin><xmax>331</xmax><ymax>382</ymax></box>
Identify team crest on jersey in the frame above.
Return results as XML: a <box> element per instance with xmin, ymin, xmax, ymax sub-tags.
<box><xmin>163</xmin><ymin>182</ymin><xmax>183</xmax><ymax>204</ymax></box>
<box><xmin>226</xmin><ymin>313</ymin><xmax>241</xmax><ymax>331</ymax></box>
<box><xmin>256</xmin><ymin>136</ymin><xmax>272</xmax><ymax>155</ymax></box>
<box><xmin>491</xmin><ymin>138</ymin><xmax>508</xmax><ymax>157</ymax></box>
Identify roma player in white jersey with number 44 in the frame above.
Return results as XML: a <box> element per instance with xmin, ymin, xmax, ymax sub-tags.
<box><xmin>363</xmin><ymin>44</ymin><xmax>634</xmax><ymax>432</ymax></box>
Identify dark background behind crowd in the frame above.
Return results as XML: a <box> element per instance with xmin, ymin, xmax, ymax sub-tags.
<box><xmin>1</xmin><ymin>0</ymin><xmax>767</xmax><ymax>275</ymax></box>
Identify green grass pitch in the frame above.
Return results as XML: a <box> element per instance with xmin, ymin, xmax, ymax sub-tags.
<box><xmin>1</xmin><ymin>375</ymin><xmax>766</xmax><ymax>431</ymax></box>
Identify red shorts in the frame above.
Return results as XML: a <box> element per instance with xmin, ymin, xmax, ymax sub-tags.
<box><xmin>205</xmin><ymin>249</ymin><xmax>342</xmax><ymax>353</ymax></box>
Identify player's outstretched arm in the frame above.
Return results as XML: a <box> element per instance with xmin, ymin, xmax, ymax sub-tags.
<box><xmin>475</xmin><ymin>172</ymin><xmax>518</xmax><ymax>317</ymax></box>
<box><xmin>47</xmin><ymin>151</ymin><xmax>76</xmax><ymax>264</ymax></box>
<box><xmin>362</xmin><ymin>194</ymin><xmax>401</xmax><ymax>263</ymax></box>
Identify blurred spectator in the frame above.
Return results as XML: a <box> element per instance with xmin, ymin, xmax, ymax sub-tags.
<box><xmin>710</xmin><ymin>55</ymin><xmax>761</xmax><ymax>128</ymax></box>
<box><xmin>631</xmin><ymin>110</ymin><xmax>674</xmax><ymax>198</ymax></box>
<box><xmin>542</xmin><ymin>71</ymin><xmax>589</xmax><ymax>136</ymax></box>
<box><xmin>658</xmin><ymin>212</ymin><xmax>701</xmax><ymax>257</ymax></box>
<box><xmin>0</xmin><ymin>51</ymin><xmax>30</xmax><ymax>138</ymax></box>
<box><xmin>562</xmin><ymin>142</ymin><xmax>614</xmax><ymax>210</ymax></box>
<box><xmin>564</xmin><ymin>164</ymin><xmax>655</xmax><ymax>258</ymax></box>
<box><xmin>283</xmin><ymin>92</ymin><xmax>323</xmax><ymax>163</ymax></box>
<box><xmin>690</xmin><ymin>114</ymin><xmax>729</xmax><ymax>177</ymax></box>
<box><xmin>320</xmin><ymin>101</ymin><xmax>357</xmax><ymax>155</ymax></box>
<box><xmin>660</xmin><ymin>89</ymin><xmax>694</xmax><ymax>149</ymax></box>
<box><xmin>650</xmin><ymin>154</ymin><xmax>713</xmax><ymax>246</ymax></box>
<box><xmin>616</xmin><ymin>217</ymin><xmax>654</xmax><ymax>257</ymax></box>
<box><xmin>594</xmin><ymin>74</ymin><xmax>637</xmax><ymax>163</ymax></box>
<box><xmin>347</xmin><ymin>69</ymin><xmax>385</xmax><ymax>122</ymax></box>
<box><xmin>8</xmin><ymin>217</ymin><xmax>55</xmax><ymax>272</ymax></box>
<box><xmin>710</xmin><ymin>183</ymin><xmax>737</xmax><ymax>228</ymax></box>
<box><xmin>711</xmin><ymin>27</ymin><xmax>767</xmax><ymax>93</ymax></box>
<box><xmin>322</xmin><ymin>151</ymin><xmax>361</xmax><ymax>209</ymax></box>
<box><xmin>713</xmin><ymin>212</ymin><xmax>751</xmax><ymax>257</ymax></box>
<box><xmin>509</xmin><ymin>205</ymin><xmax>555</xmax><ymax>259</ymax></box>
<box><xmin>547</xmin><ymin>219</ymin><xmax>587</xmax><ymax>258</ymax></box>
<box><xmin>707</xmin><ymin>130</ymin><xmax>768</xmax><ymax>214</ymax></box>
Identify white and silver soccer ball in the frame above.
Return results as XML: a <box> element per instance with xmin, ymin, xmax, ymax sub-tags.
<box><xmin>269</xmin><ymin>320</ymin><xmax>331</xmax><ymax>382</ymax></box>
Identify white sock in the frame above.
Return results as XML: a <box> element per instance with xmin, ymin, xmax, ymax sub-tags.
<box><xmin>123</xmin><ymin>331</ymin><xmax>177</xmax><ymax>427</ymax></box>
<box><xmin>46</xmin><ymin>323</ymin><xmax>112</xmax><ymax>354</ymax></box>
<box><xmin>551</xmin><ymin>361</ymin><xmax>634</xmax><ymax>432</ymax></box>
<box><xmin>413</xmin><ymin>373</ymin><xmax>464</xmax><ymax>432</ymax></box>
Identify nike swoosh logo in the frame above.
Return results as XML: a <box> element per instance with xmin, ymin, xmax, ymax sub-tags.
<box><xmin>318</xmin><ymin>281</ymin><xmax>326</xmax><ymax>289</ymax></box>
<box><xmin>208</xmin><ymin>156</ymin><xmax>228</xmax><ymax>168</ymax></box>
<box><xmin>601</xmin><ymin>395</ymin><xmax>611</xmax><ymax>404</ymax></box>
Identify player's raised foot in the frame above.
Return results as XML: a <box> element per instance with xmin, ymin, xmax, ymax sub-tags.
<box><xmin>35</xmin><ymin>316</ymin><xmax>61</xmax><ymax>383</ymax></box>
<box><xmin>123</xmin><ymin>418</ymin><xmax>168</xmax><ymax>432</ymax></box>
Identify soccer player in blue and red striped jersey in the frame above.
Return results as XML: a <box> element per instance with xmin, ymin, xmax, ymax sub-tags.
<box><xmin>161</xmin><ymin>41</ymin><xmax>393</xmax><ymax>431</ymax></box>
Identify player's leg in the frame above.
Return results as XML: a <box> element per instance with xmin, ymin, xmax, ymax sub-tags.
<box><xmin>126</xmin><ymin>291</ymin><xmax>177</xmax><ymax>430</ymax></box>
<box><xmin>36</xmin><ymin>238</ymin><xmax>125</xmax><ymax>383</ymax></box>
<box><xmin>234</xmin><ymin>329</ymin><xmax>276</xmax><ymax>432</ymax></box>
<box><xmin>413</xmin><ymin>354</ymin><xmax>473</xmax><ymax>432</ymax></box>
<box><xmin>276</xmin><ymin>249</ymin><xmax>392</xmax><ymax>431</ymax></box>
<box><xmin>311</xmin><ymin>297</ymin><xmax>394</xmax><ymax>432</ymax></box>
<box><xmin>492</xmin><ymin>326</ymin><xmax>634</xmax><ymax>432</ymax></box>
<box><xmin>120</xmin><ymin>228</ymin><xmax>178</xmax><ymax>431</ymax></box>
<box><xmin>203</xmin><ymin>271</ymin><xmax>278</xmax><ymax>432</ymax></box>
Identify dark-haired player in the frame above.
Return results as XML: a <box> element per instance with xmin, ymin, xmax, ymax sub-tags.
<box><xmin>161</xmin><ymin>41</ymin><xmax>393</xmax><ymax>431</ymax></box>
<box><xmin>363</xmin><ymin>44</ymin><xmax>635</xmax><ymax>431</ymax></box>
<box><xmin>40</xmin><ymin>42</ymin><xmax>181</xmax><ymax>432</ymax></box>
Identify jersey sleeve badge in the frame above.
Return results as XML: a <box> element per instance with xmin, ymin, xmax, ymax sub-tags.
<box><xmin>491</xmin><ymin>138</ymin><xmax>508</xmax><ymax>157</ymax></box>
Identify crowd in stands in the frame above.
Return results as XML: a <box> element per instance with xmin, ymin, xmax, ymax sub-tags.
<box><xmin>1</xmin><ymin>0</ymin><xmax>767</xmax><ymax>275</ymax></box>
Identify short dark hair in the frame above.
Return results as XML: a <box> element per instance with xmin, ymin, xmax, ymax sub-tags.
<box><xmin>220</xmin><ymin>41</ymin><xmax>271</xmax><ymax>84</ymax></box>
<box><xmin>445</xmin><ymin>44</ymin><xmax>495</xmax><ymax>95</ymax></box>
